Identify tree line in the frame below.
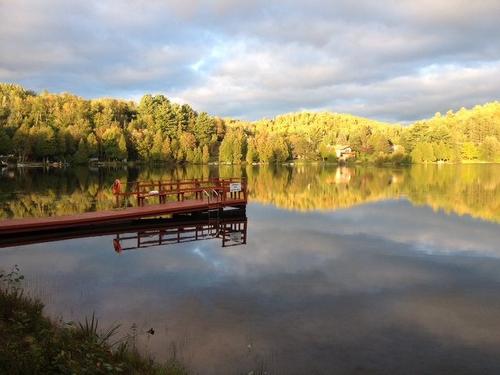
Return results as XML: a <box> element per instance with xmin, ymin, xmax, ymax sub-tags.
<box><xmin>1</xmin><ymin>83</ymin><xmax>499</xmax><ymax>164</ymax></box>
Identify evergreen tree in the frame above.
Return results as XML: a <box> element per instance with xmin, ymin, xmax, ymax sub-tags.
<box><xmin>194</xmin><ymin>112</ymin><xmax>216</xmax><ymax>146</ymax></box>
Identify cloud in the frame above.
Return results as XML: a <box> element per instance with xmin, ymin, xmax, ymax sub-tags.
<box><xmin>0</xmin><ymin>0</ymin><xmax>499</xmax><ymax>121</ymax></box>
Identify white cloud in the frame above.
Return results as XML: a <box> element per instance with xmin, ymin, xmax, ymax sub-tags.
<box><xmin>0</xmin><ymin>0</ymin><xmax>499</xmax><ymax>120</ymax></box>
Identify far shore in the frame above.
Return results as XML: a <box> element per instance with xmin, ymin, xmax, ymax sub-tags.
<box><xmin>2</xmin><ymin>159</ymin><xmax>499</xmax><ymax>169</ymax></box>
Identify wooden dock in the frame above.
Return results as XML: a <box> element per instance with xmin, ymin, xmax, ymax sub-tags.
<box><xmin>0</xmin><ymin>211</ymin><xmax>247</xmax><ymax>249</ymax></box>
<box><xmin>0</xmin><ymin>178</ymin><xmax>247</xmax><ymax>235</ymax></box>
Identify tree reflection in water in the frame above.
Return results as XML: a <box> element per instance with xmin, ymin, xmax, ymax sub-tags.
<box><xmin>0</xmin><ymin>163</ymin><xmax>498</xmax><ymax>223</ymax></box>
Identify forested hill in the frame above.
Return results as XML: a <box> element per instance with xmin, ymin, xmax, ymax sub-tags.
<box><xmin>1</xmin><ymin>83</ymin><xmax>499</xmax><ymax>164</ymax></box>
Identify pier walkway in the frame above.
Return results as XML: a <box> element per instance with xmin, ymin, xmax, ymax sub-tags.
<box><xmin>0</xmin><ymin>178</ymin><xmax>247</xmax><ymax>235</ymax></box>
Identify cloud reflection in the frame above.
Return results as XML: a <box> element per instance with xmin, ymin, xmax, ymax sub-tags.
<box><xmin>1</xmin><ymin>199</ymin><xmax>500</xmax><ymax>373</ymax></box>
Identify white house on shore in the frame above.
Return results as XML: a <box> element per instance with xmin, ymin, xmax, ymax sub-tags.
<box><xmin>335</xmin><ymin>145</ymin><xmax>355</xmax><ymax>160</ymax></box>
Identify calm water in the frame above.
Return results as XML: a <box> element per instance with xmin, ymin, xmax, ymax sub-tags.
<box><xmin>1</xmin><ymin>164</ymin><xmax>500</xmax><ymax>374</ymax></box>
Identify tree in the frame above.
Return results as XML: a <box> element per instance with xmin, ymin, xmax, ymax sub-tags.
<box><xmin>179</xmin><ymin>132</ymin><xmax>196</xmax><ymax>153</ymax></box>
<box><xmin>176</xmin><ymin>149</ymin><xmax>184</xmax><ymax>162</ymax></box>
<box><xmin>0</xmin><ymin>129</ymin><xmax>11</xmax><ymax>154</ymax></box>
<box><xmin>101</xmin><ymin>126</ymin><xmax>127</xmax><ymax>160</ymax></box>
<box><xmin>421</xmin><ymin>142</ymin><xmax>435</xmax><ymax>162</ymax></box>
<box><xmin>118</xmin><ymin>133</ymin><xmax>128</xmax><ymax>160</ymax></box>
<box><xmin>151</xmin><ymin>131</ymin><xmax>164</xmax><ymax>161</ymax></box>
<box><xmin>86</xmin><ymin>133</ymin><xmax>98</xmax><ymax>157</ymax></box>
<box><xmin>219</xmin><ymin>133</ymin><xmax>233</xmax><ymax>163</ymax></box>
<box><xmin>161</xmin><ymin>137</ymin><xmax>172</xmax><ymax>161</ymax></box>
<box><xmin>273</xmin><ymin>136</ymin><xmax>289</xmax><ymax>162</ymax></box>
<box><xmin>433</xmin><ymin>141</ymin><xmax>451</xmax><ymax>161</ymax></box>
<box><xmin>32</xmin><ymin>127</ymin><xmax>56</xmax><ymax>162</ymax></box>
<box><xmin>185</xmin><ymin>148</ymin><xmax>195</xmax><ymax>163</ymax></box>
<box><xmin>368</xmin><ymin>132</ymin><xmax>391</xmax><ymax>154</ymax></box>
<box><xmin>319</xmin><ymin>143</ymin><xmax>336</xmax><ymax>161</ymax></box>
<box><xmin>480</xmin><ymin>136</ymin><xmax>499</xmax><ymax>161</ymax></box>
<box><xmin>411</xmin><ymin>143</ymin><xmax>424</xmax><ymax>163</ymax></box>
<box><xmin>202</xmin><ymin>145</ymin><xmax>210</xmax><ymax>164</ymax></box>
<box><xmin>192</xmin><ymin>147</ymin><xmax>203</xmax><ymax>164</ymax></box>
<box><xmin>254</xmin><ymin>131</ymin><xmax>274</xmax><ymax>163</ymax></box>
<box><xmin>74</xmin><ymin>139</ymin><xmax>89</xmax><ymax>164</ymax></box>
<box><xmin>462</xmin><ymin>142</ymin><xmax>479</xmax><ymax>160</ymax></box>
<box><xmin>232</xmin><ymin>131</ymin><xmax>245</xmax><ymax>163</ymax></box>
<box><xmin>12</xmin><ymin>125</ymin><xmax>31</xmax><ymax>161</ymax></box>
<box><xmin>56</xmin><ymin>130</ymin><xmax>67</xmax><ymax>158</ymax></box>
<box><xmin>246</xmin><ymin>139</ymin><xmax>257</xmax><ymax>163</ymax></box>
<box><xmin>2</xmin><ymin>82</ymin><xmax>500</xmax><ymax>165</ymax></box>
<box><xmin>194</xmin><ymin>112</ymin><xmax>216</xmax><ymax>146</ymax></box>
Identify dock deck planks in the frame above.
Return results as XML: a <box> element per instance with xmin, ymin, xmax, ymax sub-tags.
<box><xmin>0</xmin><ymin>198</ymin><xmax>246</xmax><ymax>235</ymax></box>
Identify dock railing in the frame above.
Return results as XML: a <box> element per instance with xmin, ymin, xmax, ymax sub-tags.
<box><xmin>113</xmin><ymin>177</ymin><xmax>247</xmax><ymax>207</ymax></box>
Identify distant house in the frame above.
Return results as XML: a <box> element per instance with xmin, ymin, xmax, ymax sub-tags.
<box><xmin>335</xmin><ymin>145</ymin><xmax>355</xmax><ymax>160</ymax></box>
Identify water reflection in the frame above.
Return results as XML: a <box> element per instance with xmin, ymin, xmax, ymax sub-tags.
<box><xmin>0</xmin><ymin>212</ymin><xmax>248</xmax><ymax>251</ymax></box>
<box><xmin>1</xmin><ymin>165</ymin><xmax>500</xmax><ymax>374</ymax></box>
<box><xmin>1</xmin><ymin>201</ymin><xmax>499</xmax><ymax>374</ymax></box>
<box><xmin>114</xmin><ymin>215</ymin><xmax>247</xmax><ymax>252</ymax></box>
<box><xmin>1</xmin><ymin>164</ymin><xmax>499</xmax><ymax>223</ymax></box>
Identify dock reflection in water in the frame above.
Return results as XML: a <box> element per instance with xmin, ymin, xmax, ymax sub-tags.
<box><xmin>113</xmin><ymin>215</ymin><xmax>247</xmax><ymax>253</ymax></box>
<box><xmin>0</xmin><ymin>211</ymin><xmax>248</xmax><ymax>252</ymax></box>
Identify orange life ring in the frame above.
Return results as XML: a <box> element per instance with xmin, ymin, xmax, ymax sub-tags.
<box><xmin>113</xmin><ymin>239</ymin><xmax>122</xmax><ymax>253</ymax></box>
<box><xmin>112</xmin><ymin>179</ymin><xmax>122</xmax><ymax>195</ymax></box>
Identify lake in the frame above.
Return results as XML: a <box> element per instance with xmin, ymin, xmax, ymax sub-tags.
<box><xmin>1</xmin><ymin>163</ymin><xmax>500</xmax><ymax>374</ymax></box>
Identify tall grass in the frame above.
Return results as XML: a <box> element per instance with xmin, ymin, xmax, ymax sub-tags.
<box><xmin>0</xmin><ymin>265</ymin><xmax>188</xmax><ymax>374</ymax></box>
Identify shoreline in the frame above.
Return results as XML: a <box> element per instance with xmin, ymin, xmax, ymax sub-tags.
<box><xmin>4</xmin><ymin>160</ymin><xmax>499</xmax><ymax>169</ymax></box>
<box><xmin>0</xmin><ymin>271</ymin><xmax>188</xmax><ymax>375</ymax></box>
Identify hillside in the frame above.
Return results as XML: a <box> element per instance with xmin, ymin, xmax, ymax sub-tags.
<box><xmin>1</xmin><ymin>83</ymin><xmax>499</xmax><ymax>164</ymax></box>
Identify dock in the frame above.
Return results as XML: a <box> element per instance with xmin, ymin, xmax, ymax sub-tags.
<box><xmin>0</xmin><ymin>178</ymin><xmax>247</xmax><ymax>235</ymax></box>
<box><xmin>0</xmin><ymin>211</ymin><xmax>248</xmax><ymax>250</ymax></box>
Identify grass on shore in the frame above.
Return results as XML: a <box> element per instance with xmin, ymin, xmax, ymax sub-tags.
<box><xmin>0</xmin><ymin>265</ymin><xmax>188</xmax><ymax>375</ymax></box>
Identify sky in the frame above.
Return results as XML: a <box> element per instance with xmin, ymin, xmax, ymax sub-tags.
<box><xmin>1</xmin><ymin>0</ymin><xmax>499</xmax><ymax>122</ymax></box>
